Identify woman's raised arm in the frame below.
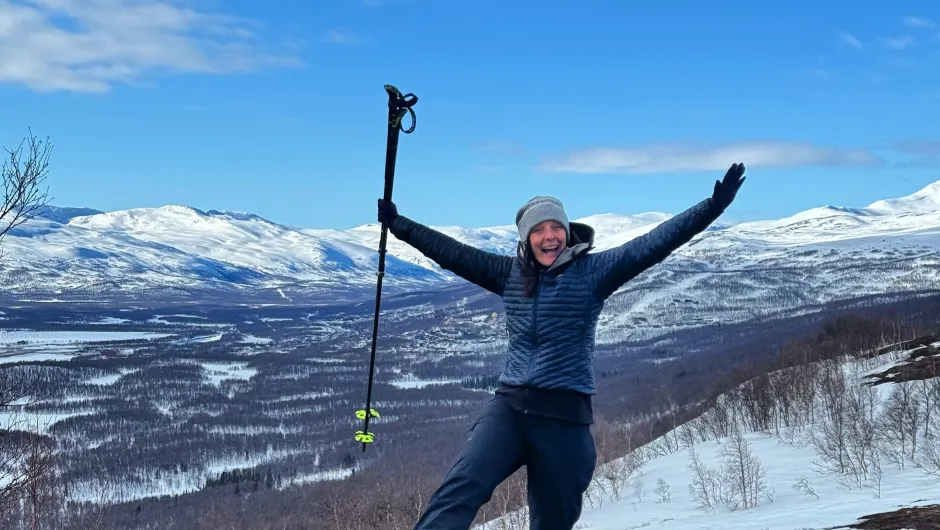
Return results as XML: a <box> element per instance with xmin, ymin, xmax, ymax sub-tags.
<box><xmin>381</xmin><ymin>199</ymin><xmax>514</xmax><ymax>296</ymax></box>
<box><xmin>584</xmin><ymin>163</ymin><xmax>746</xmax><ymax>300</ymax></box>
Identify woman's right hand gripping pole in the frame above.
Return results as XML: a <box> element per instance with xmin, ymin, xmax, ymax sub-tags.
<box><xmin>376</xmin><ymin>198</ymin><xmax>514</xmax><ymax>297</ymax></box>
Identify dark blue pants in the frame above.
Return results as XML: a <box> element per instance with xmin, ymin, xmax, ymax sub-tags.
<box><xmin>412</xmin><ymin>395</ymin><xmax>596</xmax><ymax>530</ymax></box>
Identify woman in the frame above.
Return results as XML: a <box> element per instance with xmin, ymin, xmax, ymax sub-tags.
<box><xmin>378</xmin><ymin>163</ymin><xmax>747</xmax><ymax>530</ymax></box>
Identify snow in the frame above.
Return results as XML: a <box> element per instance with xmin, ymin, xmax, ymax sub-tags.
<box><xmin>199</xmin><ymin>362</ymin><xmax>257</xmax><ymax>387</ymax></box>
<box><xmin>0</xmin><ymin>351</ymin><xmax>80</xmax><ymax>365</ymax></box>
<box><xmin>389</xmin><ymin>375</ymin><xmax>463</xmax><ymax>389</ymax></box>
<box><xmin>66</xmin><ymin>446</ymin><xmax>312</xmax><ymax>503</ymax></box>
<box><xmin>556</xmin><ymin>433</ymin><xmax>936</xmax><ymax>530</ymax></box>
<box><xmin>172</xmin><ymin>332</ymin><xmax>224</xmax><ymax>344</ymax></box>
<box><xmin>0</xmin><ymin>409</ymin><xmax>96</xmax><ymax>435</ymax></box>
<box><xmin>262</xmin><ymin>391</ymin><xmax>335</xmax><ymax>403</ymax></box>
<box><xmin>147</xmin><ymin>316</ymin><xmax>229</xmax><ymax>327</ymax></box>
<box><xmin>238</xmin><ymin>333</ymin><xmax>273</xmax><ymax>344</ymax></box>
<box><xmin>868</xmin><ymin>181</ymin><xmax>940</xmax><ymax>214</ymax></box>
<box><xmin>88</xmin><ymin>317</ymin><xmax>132</xmax><ymax>325</ymax></box>
<box><xmin>85</xmin><ymin>373</ymin><xmax>122</xmax><ymax>386</ymax></box>
<box><xmin>288</xmin><ymin>467</ymin><xmax>355</xmax><ymax>487</ymax></box>
<box><xmin>0</xmin><ymin>330</ymin><xmax>171</xmax><ymax>344</ymax></box>
<box><xmin>0</xmin><ymin>330</ymin><xmax>172</xmax><ymax>365</ymax></box>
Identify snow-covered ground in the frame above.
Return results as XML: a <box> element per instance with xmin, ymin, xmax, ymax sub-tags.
<box><xmin>569</xmin><ymin>432</ymin><xmax>937</xmax><ymax>530</ymax></box>
<box><xmin>239</xmin><ymin>333</ymin><xmax>273</xmax><ymax>344</ymax></box>
<box><xmin>478</xmin><ymin>342</ymin><xmax>940</xmax><ymax>530</ymax></box>
<box><xmin>200</xmin><ymin>361</ymin><xmax>257</xmax><ymax>387</ymax></box>
<box><xmin>389</xmin><ymin>374</ymin><xmax>464</xmax><ymax>389</ymax></box>
<box><xmin>0</xmin><ymin>330</ymin><xmax>173</xmax><ymax>365</ymax></box>
<box><xmin>0</xmin><ymin>330</ymin><xmax>171</xmax><ymax>344</ymax></box>
<box><xmin>66</xmin><ymin>446</ymin><xmax>313</xmax><ymax>503</ymax></box>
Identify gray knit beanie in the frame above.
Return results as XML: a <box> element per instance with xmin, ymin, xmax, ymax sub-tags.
<box><xmin>515</xmin><ymin>195</ymin><xmax>569</xmax><ymax>242</ymax></box>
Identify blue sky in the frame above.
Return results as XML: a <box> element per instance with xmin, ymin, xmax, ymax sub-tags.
<box><xmin>1</xmin><ymin>0</ymin><xmax>938</xmax><ymax>231</ymax></box>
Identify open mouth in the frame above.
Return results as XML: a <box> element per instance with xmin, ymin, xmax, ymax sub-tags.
<box><xmin>541</xmin><ymin>245</ymin><xmax>559</xmax><ymax>257</ymax></box>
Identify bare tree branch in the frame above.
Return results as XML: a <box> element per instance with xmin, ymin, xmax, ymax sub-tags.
<box><xmin>0</xmin><ymin>128</ymin><xmax>53</xmax><ymax>259</ymax></box>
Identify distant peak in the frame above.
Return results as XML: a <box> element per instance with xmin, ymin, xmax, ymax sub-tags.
<box><xmin>913</xmin><ymin>180</ymin><xmax>940</xmax><ymax>196</ymax></box>
<box><xmin>868</xmin><ymin>179</ymin><xmax>940</xmax><ymax>213</ymax></box>
<box><xmin>35</xmin><ymin>205</ymin><xmax>104</xmax><ymax>224</ymax></box>
<box><xmin>206</xmin><ymin>209</ymin><xmax>267</xmax><ymax>222</ymax></box>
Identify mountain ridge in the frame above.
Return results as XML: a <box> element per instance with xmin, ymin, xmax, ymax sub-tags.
<box><xmin>3</xmin><ymin>181</ymin><xmax>940</xmax><ymax>320</ymax></box>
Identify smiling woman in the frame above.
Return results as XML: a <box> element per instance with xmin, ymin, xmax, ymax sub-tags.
<box><xmin>375</xmin><ymin>163</ymin><xmax>747</xmax><ymax>529</ymax></box>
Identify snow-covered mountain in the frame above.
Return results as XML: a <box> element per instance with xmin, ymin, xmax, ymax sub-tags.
<box><xmin>2</xmin><ymin>182</ymin><xmax>940</xmax><ymax>318</ymax></box>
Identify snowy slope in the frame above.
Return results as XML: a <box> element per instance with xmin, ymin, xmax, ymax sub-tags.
<box><xmin>1</xmin><ymin>181</ymin><xmax>940</xmax><ymax>315</ymax></box>
<box><xmin>478</xmin><ymin>339</ymin><xmax>940</xmax><ymax>530</ymax></box>
<box><xmin>0</xmin><ymin>206</ymin><xmax>442</xmax><ymax>300</ymax></box>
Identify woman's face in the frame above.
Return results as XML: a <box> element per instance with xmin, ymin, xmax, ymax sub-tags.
<box><xmin>528</xmin><ymin>220</ymin><xmax>567</xmax><ymax>267</ymax></box>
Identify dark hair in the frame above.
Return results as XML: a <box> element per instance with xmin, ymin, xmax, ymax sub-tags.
<box><xmin>517</xmin><ymin>240</ymin><xmax>540</xmax><ymax>297</ymax></box>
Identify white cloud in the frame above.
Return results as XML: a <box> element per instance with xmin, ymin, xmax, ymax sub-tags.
<box><xmin>838</xmin><ymin>32</ymin><xmax>863</xmax><ymax>49</ymax></box>
<box><xmin>900</xmin><ymin>16</ymin><xmax>936</xmax><ymax>28</ymax></box>
<box><xmin>882</xmin><ymin>34</ymin><xmax>915</xmax><ymax>49</ymax></box>
<box><xmin>0</xmin><ymin>0</ymin><xmax>300</xmax><ymax>93</ymax></box>
<box><xmin>539</xmin><ymin>142</ymin><xmax>884</xmax><ymax>174</ymax></box>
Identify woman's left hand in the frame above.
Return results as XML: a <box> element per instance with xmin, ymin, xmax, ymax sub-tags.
<box><xmin>712</xmin><ymin>163</ymin><xmax>746</xmax><ymax>212</ymax></box>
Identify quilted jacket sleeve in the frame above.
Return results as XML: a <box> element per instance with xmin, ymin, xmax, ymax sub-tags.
<box><xmin>586</xmin><ymin>198</ymin><xmax>721</xmax><ymax>300</ymax></box>
<box><xmin>387</xmin><ymin>215</ymin><xmax>514</xmax><ymax>296</ymax></box>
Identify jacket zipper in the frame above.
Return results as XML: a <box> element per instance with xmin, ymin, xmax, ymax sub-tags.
<box><xmin>525</xmin><ymin>270</ymin><xmax>542</xmax><ymax>389</ymax></box>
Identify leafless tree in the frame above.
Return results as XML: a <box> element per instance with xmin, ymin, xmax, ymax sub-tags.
<box><xmin>737</xmin><ymin>374</ymin><xmax>774</xmax><ymax>434</ymax></box>
<box><xmin>1</xmin><ymin>379</ymin><xmax>59</xmax><ymax>524</ymax></box>
<box><xmin>686</xmin><ymin>446</ymin><xmax>723</xmax><ymax>511</ymax></box>
<box><xmin>817</xmin><ymin>360</ymin><xmax>847</xmax><ymax>425</ymax></box>
<box><xmin>654</xmin><ymin>477</ymin><xmax>671</xmax><ymax>503</ymax></box>
<box><xmin>813</xmin><ymin>389</ymin><xmax>848</xmax><ymax>476</ymax></box>
<box><xmin>0</xmin><ymin>420</ymin><xmax>60</xmax><ymax>530</ymax></box>
<box><xmin>700</xmin><ymin>396</ymin><xmax>733</xmax><ymax>441</ymax></box>
<box><xmin>583</xmin><ymin>468</ymin><xmax>608</xmax><ymax>509</ymax></box>
<box><xmin>916</xmin><ymin>378</ymin><xmax>940</xmax><ymax>476</ymax></box>
<box><xmin>0</xmin><ymin>129</ymin><xmax>52</xmax><ymax>259</ymax></box>
<box><xmin>319</xmin><ymin>480</ymin><xmax>359</xmax><ymax>530</ymax></box>
<box><xmin>899</xmin><ymin>383</ymin><xmax>924</xmax><ymax>461</ymax></box>
<box><xmin>631</xmin><ymin>475</ymin><xmax>645</xmax><ymax>503</ymax></box>
<box><xmin>918</xmin><ymin>428</ymin><xmax>940</xmax><ymax>478</ymax></box>
<box><xmin>23</xmin><ymin>433</ymin><xmax>60</xmax><ymax>530</ymax></box>
<box><xmin>488</xmin><ymin>471</ymin><xmax>527</xmax><ymax>530</ymax></box>
<box><xmin>869</xmin><ymin>452</ymin><xmax>883</xmax><ymax>499</ymax></box>
<box><xmin>720</xmin><ymin>426</ymin><xmax>769</xmax><ymax>511</ymax></box>
<box><xmin>791</xmin><ymin>476</ymin><xmax>818</xmax><ymax>500</ymax></box>
<box><xmin>877</xmin><ymin>382</ymin><xmax>922</xmax><ymax>469</ymax></box>
<box><xmin>676</xmin><ymin>421</ymin><xmax>701</xmax><ymax>448</ymax></box>
<box><xmin>920</xmin><ymin>377</ymin><xmax>940</xmax><ymax>440</ymax></box>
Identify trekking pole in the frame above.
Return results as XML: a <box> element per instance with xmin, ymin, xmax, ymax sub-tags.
<box><xmin>355</xmin><ymin>85</ymin><xmax>418</xmax><ymax>452</ymax></box>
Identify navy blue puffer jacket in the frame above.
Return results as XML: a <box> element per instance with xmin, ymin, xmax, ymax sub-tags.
<box><xmin>387</xmin><ymin>197</ymin><xmax>722</xmax><ymax>395</ymax></box>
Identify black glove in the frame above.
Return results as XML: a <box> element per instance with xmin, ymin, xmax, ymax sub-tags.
<box><xmin>377</xmin><ymin>198</ymin><xmax>398</xmax><ymax>225</ymax></box>
<box><xmin>711</xmin><ymin>163</ymin><xmax>746</xmax><ymax>213</ymax></box>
